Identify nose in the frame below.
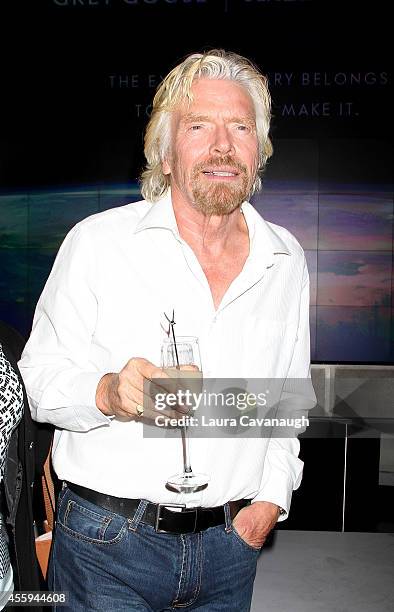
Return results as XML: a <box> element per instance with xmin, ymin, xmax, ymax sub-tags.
<box><xmin>209</xmin><ymin>124</ymin><xmax>235</xmax><ymax>156</ymax></box>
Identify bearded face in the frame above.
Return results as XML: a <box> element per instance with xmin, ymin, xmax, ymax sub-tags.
<box><xmin>190</xmin><ymin>154</ymin><xmax>254</xmax><ymax>216</ymax></box>
<box><xmin>162</xmin><ymin>79</ymin><xmax>260</xmax><ymax>216</ymax></box>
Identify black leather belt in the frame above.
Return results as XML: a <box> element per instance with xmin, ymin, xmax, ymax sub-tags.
<box><xmin>66</xmin><ymin>482</ymin><xmax>250</xmax><ymax>534</ymax></box>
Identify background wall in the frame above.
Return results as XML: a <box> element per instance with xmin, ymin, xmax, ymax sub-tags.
<box><xmin>1</xmin><ymin>0</ymin><xmax>392</xmax><ymax>362</ymax></box>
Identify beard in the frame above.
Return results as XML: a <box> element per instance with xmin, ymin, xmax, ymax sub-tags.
<box><xmin>190</xmin><ymin>155</ymin><xmax>254</xmax><ymax>216</ymax></box>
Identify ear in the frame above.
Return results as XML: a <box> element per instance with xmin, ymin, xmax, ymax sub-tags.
<box><xmin>162</xmin><ymin>158</ymin><xmax>171</xmax><ymax>176</ymax></box>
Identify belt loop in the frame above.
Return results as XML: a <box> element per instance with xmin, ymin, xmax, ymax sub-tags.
<box><xmin>224</xmin><ymin>502</ymin><xmax>233</xmax><ymax>533</ymax></box>
<box><xmin>129</xmin><ymin>499</ymin><xmax>149</xmax><ymax>532</ymax></box>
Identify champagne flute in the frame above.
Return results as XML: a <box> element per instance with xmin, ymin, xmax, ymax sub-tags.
<box><xmin>161</xmin><ymin>336</ymin><xmax>209</xmax><ymax>493</ymax></box>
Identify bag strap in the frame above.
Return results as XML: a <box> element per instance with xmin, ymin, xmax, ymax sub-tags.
<box><xmin>41</xmin><ymin>441</ymin><xmax>54</xmax><ymax>531</ymax></box>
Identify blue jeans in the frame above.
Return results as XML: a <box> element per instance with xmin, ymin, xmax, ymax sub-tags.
<box><xmin>48</xmin><ymin>485</ymin><xmax>260</xmax><ymax>611</ymax></box>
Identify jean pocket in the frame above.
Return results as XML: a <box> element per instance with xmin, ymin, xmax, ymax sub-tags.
<box><xmin>230</xmin><ymin>525</ymin><xmax>261</xmax><ymax>553</ymax></box>
<box><xmin>58</xmin><ymin>492</ymin><xmax>127</xmax><ymax>545</ymax></box>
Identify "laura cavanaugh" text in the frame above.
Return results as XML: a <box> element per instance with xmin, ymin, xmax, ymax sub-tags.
<box><xmin>154</xmin><ymin>415</ymin><xmax>309</xmax><ymax>429</ymax></box>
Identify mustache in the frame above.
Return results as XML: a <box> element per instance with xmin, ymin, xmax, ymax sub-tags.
<box><xmin>192</xmin><ymin>155</ymin><xmax>248</xmax><ymax>175</ymax></box>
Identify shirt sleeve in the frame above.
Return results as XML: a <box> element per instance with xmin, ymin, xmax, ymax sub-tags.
<box><xmin>252</xmin><ymin>256</ymin><xmax>316</xmax><ymax>520</ymax></box>
<box><xmin>18</xmin><ymin>225</ymin><xmax>112</xmax><ymax>432</ymax></box>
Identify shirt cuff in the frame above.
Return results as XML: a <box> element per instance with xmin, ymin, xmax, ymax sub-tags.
<box><xmin>252</xmin><ymin>451</ymin><xmax>304</xmax><ymax>521</ymax></box>
<box><xmin>35</xmin><ymin>371</ymin><xmax>113</xmax><ymax>431</ymax></box>
<box><xmin>252</xmin><ymin>470</ymin><xmax>294</xmax><ymax>521</ymax></box>
<box><xmin>68</xmin><ymin>371</ymin><xmax>113</xmax><ymax>430</ymax></box>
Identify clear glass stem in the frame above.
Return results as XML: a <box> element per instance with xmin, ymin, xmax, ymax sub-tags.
<box><xmin>181</xmin><ymin>426</ymin><xmax>193</xmax><ymax>474</ymax></box>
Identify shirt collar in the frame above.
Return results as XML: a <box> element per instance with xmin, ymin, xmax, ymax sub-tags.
<box><xmin>134</xmin><ymin>190</ymin><xmax>291</xmax><ymax>260</ymax></box>
<box><xmin>134</xmin><ymin>190</ymin><xmax>179</xmax><ymax>236</ymax></box>
<box><xmin>241</xmin><ymin>201</ymin><xmax>291</xmax><ymax>262</ymax></box>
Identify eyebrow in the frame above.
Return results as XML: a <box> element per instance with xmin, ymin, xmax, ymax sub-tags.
<box><xmin>181</xmin><ymin>113</ymin><xmax>212</xmax><ymax>124</ymax></box>
<box><xmin>182</xmin><ymin>113</ymin><xmax>255</xmax><ymax>127</ymax></box>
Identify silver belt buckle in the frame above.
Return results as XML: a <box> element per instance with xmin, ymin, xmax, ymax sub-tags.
<box><xmin>155</xmin><ymin>503</ymin><xmax>186</xmax><ymax>533</ymax></box>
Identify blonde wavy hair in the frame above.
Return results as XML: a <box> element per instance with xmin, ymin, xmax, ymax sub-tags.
<box><xmin>140</xmin><ymin>49</ymin><xmax>273</xmax><ymax>202</ymax></box>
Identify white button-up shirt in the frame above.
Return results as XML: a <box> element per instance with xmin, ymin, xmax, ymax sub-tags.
<box><xmin>19</xmin><ymin>191</ymin><xmax>315</xmax><ymax>516</ymax></box>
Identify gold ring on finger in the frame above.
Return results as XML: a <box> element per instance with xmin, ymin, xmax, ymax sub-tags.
<box><xmin>135</xmin><ymin>403</ymin><xmax>144</xmax><ymax>418</ymax></box>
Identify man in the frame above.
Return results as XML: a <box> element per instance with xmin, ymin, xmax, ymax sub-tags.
<box><xmin>20</xmin><ymin>49</ymin><xmax>315</xmax><ymax>611</ymax></box>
